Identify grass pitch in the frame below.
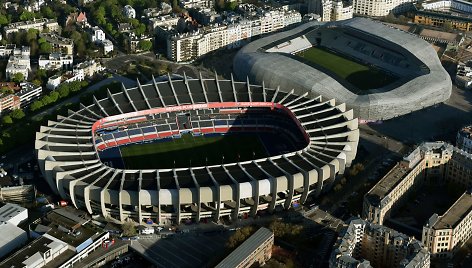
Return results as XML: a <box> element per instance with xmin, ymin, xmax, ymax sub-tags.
<box><xmin>120</xmin><ymin>133</ymin><xmax>268</xmax><ymax>169</ymax></box>
<box><xmin>297</xmin><ymin>47</ymin><xmax>397</xmax><ymax>91</ymax></box>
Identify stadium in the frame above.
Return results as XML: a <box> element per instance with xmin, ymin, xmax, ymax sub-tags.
<box><xmin>233</xmin><ymin>17</ymin><xmax>452</xmax><ymax>121</ymax></box>
<box><xmin>35</xmin><ymin>74</ymin><xmax>359</xmax><ymax>225</ymax></box>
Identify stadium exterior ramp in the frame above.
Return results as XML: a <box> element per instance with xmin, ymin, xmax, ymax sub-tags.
<box><xmin>35</xmin><ymin>74</ymin><xmax>359</xmax><ymax>224</ymax></box>
<box><xmin>233</xmin><ymin>17</ymin><xmax>452</xmax><ymax>121</ymax></box>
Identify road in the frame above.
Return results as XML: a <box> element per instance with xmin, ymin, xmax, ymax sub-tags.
<box><xmin>32</xmin><ymin>75</ymin><xmax>135</xmax><ymax>121</ymax></box>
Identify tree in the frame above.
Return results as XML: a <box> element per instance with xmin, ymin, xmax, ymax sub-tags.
<box><xmin>10</xmin><ymin>109</ymin><xmax>25</xmax><ymax>120</ymax></box>
<box><xmin>69</xmin><ymin>81</ymin><xmax>81</xmax><ymax>92</ymax></box>
<box><xmin>0</xmin><ymin>14</ymin><xmax>9</xmax><ymax>26</ymax></box>
<box><xmin>58</xmin><ymin>84</ymin><xmax>70</xmax><ymax>98</ymax></box>
<box><xmin>19</xmin><ymin>11</ymin><xmax>36</xmax><ymax>21</ymax></box>
<box><xmin>11</xmin><ymin>73</ymin><xmax>24</xmax><ymax>83</ymax></box>
<box><xmin>0</xmin><ymin>138</ymin><xmax>3</xmax><ymax>146</ymax></box>
<box><xmin>41</xmin><ymin>6</ymin><xmax>55</xmax><ymax>19</ymax></box>
<box><xmin>334</xmin><ymin>184</ymin><xmax>343</xmax><ymax>192</ymax></box>
<box><xmin>49</xmin><ymin>91</ymin><xmax>60</xmax><ymax>103</ymax></box>
<box><xmin>2</xmin><ymin>116</ymin><xmax>13</xmax><ymax>124</ymax></box>
<box><xmin>269</xmin><ymin>220</ymin><xmax>303</xmax><ymax>238</ymax></box>
<box><xmin>134</xmin><ymin>23</ymin><xmax>146</xmax><ymax>36</ymax></box>
<box><xmin>0</xmin><ymin>86</ymin><xmax>13</xmax><ymax>95</ymax></box>
<box><xmin>121</xmin><ymin>221</ymin><xmax>137</xmax><ymax>237</ymax></box>
<box><xmin>226</xmin><ymin>226</ymin><xmax>255</xmax><ymax>248</ymax></box>
<box><xmin>39</xmin><ymin>42</ymin><xmax>52</xmax><ymax>54</ymax></box>
<box><xmin>32</xmin><ymin>79</ymin><xmax>42</xmax><ymax>86</ymax></box>
<box><xmin>26</xmin><ymin>29</ymin><xmax>39</xmax><ymax>42</ymax></box>
<box><xmin>30</xmin><ymin>100</ymin><xmax>44</xmax><ymax>112</ymax></box>
<box><xmin>138</xmin><ymin>40</ymin><xmax>152</xmax><ymax>51</ymax></box>
<box><xmin>225</xmin><ymin>1</ymin><xmax>238</xmax><ymax>10</ymax></box>
<box><xmin>443</xmin><ymin>21</ymin><xmax>453</xmax><ymax>31</ymax></box>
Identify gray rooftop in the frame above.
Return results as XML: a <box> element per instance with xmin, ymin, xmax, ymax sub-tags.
<box><xmin>216</xmin><ymin>227</ymin><xmax>273</xmax><ymax>268</ymax></box>
<box><xmin>432</xmin><ymin>192</ymin><xmax>472</xmax><ymax>229</ymax></box>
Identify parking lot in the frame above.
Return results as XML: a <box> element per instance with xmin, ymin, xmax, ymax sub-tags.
<box><xmin>132</xmin><ymin>231</ymin><xmax>232</xmax><ymax>268</ymax></box>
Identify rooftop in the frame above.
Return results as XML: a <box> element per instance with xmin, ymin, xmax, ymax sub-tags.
<box><xmin>366</xmin><ymin>163</ymin><xmax>411</xmax><ymax>205</ymax></box>
<box><xmin>0</xmin><ymin>203</ymin><xmax>27</xmax><ymax>223</ymax></box>
<box><xmin>0</xmin><ymin>234</ymin><xmax>72</xmax><ymax>268</ymax></box>
<box><xmin>432</xmin><ymin>191</ymin><xmax>472</xmax><ymax>229</ymax></box>
<box><xmin>419</xmin><ymin>28</ymin><xmax>462</xmax><ymax>43</ymax></box>
<box><xmin>0</xmin><ymin>222</ymin><xmax>27</xmax><ymax>252</ymax></box>
<box><xmin>216</xmin><ymin>227</ymin><xmax>273</xmax><ymax>268</ymax></box>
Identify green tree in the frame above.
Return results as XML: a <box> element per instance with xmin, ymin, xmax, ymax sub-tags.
<box><xmin>2</xmin><ymin>116</ymin><xmax>13</xmax><ymax>124</ymax></box>
<box><xmin>26</xmin><ymin>29</ymin><xmax>39</xmax><ymax>42</ymax></box>
<box><xmin>39</xmin><ymin>42</ymin><xmax>52</xmax><ymax>54</ymax></box>
<box><xmin>41</xmin><ymin>6</ymin><xmax>55</xmax><ymax>19</ymax></box>
<box><xmin>19</xmin><ymin>11</ymin><xmax>36</xmax><ymax>21</ymax></box>
<box><xmin>30</xmin><ymin>100</ymin><xmax>44</xmax><ymax>112</ymax></box>
<box><xmin>41</xmin><ymin>95</ymin><xmax>52</xmax><ymax>105</ymax></box>
<box><xmin>134</xmin><ymin>23</ymin><xmax>146</xmax><ymax>36</ymax></box>
<box><xmin>11</xmin><ymin>73</ymin><xmax>24</xmax><ymax>83</ymax></box>
<box><xmin>58</xmin><ymin>84</ymin><xmax>70</xmax><ymax>98</ymax></box>
<box><xmin>0</xmin><ymin>137</ymin><xmax>3</xmax><ymax>146</ymax></box>
<box><xmin>69</xmin><ymin>81</ymin><xmax>82</xmax><ymax>92</ymax></box>
<box><xmin>121</xmin><ymin>221</ymin><xmax>137</xmax><ymax>237</ymax></box>
<box><xmin>10</xmin><ymin>109</ymin><xmax>25</xmax><ymax>120</ymax></box>
<box><xmin>49</xmin><ymin>91</ymin><xmax>60</xmax><ymax>103</ymax></box>
<box><xmin>0</xmin><ymin>14</ymin><xmax>9</xmax><ymax>26</ymax></box>
<box><xmin>138</xmin><ymin>40</ymin><xmax>152</xmax><ymax>51</ymax></box>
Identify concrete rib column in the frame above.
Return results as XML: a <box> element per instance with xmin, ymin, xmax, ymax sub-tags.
<box><xmin>173</xmin><ymin>169</ymin><xmax>181</xmax><ymax>224</ymax></box>
<box><xmin>206</xmin><ymin>167</ymin><xmax>220</xmax><ymax>221</ymax></box>
<box><xmin>199</xmin><ymin>72</ymin><xmax>209</xmax><ymax>103</ymax></box>
<box><xmin>240</xmin><ymin>163</ymin><xmax>259</xmax><ymax>217</ymax></box>
<box><xmin>255</xmin><ymin>162</ymin><xmax>276</xmax><ymax>213</ymax></box>
<box><xmin>100</xmin><ymin>170</ymin><xmax>120</xmax><ymax>220</ymax></box>
<box><xmin>223</xmin><ymin>166</ymin><xmax>240</xmax><ymax>220</ymax></box>
<box><xmin>156</xmin><ymin>170</ymin><xmax>161</xmax><ymax>225</ymax></box>
<box><xmin>270</xmin><ymin>158</ymin><xmax>293</xmax><ymax>210</ymax></box>
<box><xmin>190</xmin><ymin>168</ymin><xmax>201</xmax><ymax>222</ymax></box>
<box><xmin>118</xmin><ymin>172</ymin><xmax>126</xmax><ymax>222</ymax></box>
<box><xmin>138</xmin><ymin>171</ymin><xmax>143</xmax><ymax>223</ymax></box>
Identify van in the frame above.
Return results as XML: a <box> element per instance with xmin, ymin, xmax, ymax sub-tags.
<box><xmin>141</xmin><ymin>228</ymin><xmax>154</xmax><ymax>235</ymax></box>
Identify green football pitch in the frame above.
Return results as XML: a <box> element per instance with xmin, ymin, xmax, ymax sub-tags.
<box><xmin>120</xmin><ymin>133</ymin><xmax>268</xmax><ymax>169</ymax></box>
<box><xmin>296</xmin><ymin>47</ymin><xmax>397</xmax><ymax>91</ymax></box>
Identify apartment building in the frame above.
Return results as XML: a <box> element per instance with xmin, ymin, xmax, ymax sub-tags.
<box><xmin>353</xmin><ymin>0</ymin><xmax>414</xmax><ymax>17</ymax></box>
<box><xmin>4</xmin><ymin>18</ymin><xmax>59</xmax><ymax>35</ymax></box>
<box><xmin>422</xmin><ymin>192</ymin><xmax>472</xmax><ymax>258</ymax></box>
<box><xmin>216</xmin><ymin>227</ymin><xmax>274</xmax><ymax>268</ymax></box>
<box><xmin>363</xmin><ymin>142</ymin><xmax>453</xmax><ymax>225</ymax></box>
<box><xmin>6</xmin><ymin>54</ymin><xmax>31</xmax><ymax>80</ymax></box>
<box><xmin>165</xmin><ymin>6</ymin><xmax>301</xmax><ymax>62</ymax></box>
<box><xmin>72</xmin><ymin>60</ymin><xmax>102</xmax><ymax>80</ymax></box>
<box><xmin>457</xmin><ymin>125</ymin><xmax>472</xmax><ymax>153</ymax></box>
<box><xmin>363</xmin><ymin>142</ymin><xmax>472</xmax><ymax>257</ymax></box>
<box><xmin>38</xmin><ymin>53</ymin><xmax>73</xmax><ymax>70</ymax></box>
<box><xmin>39</xmin><ymin>33</ymin><xmax>74</xmax><ymax>55</ymax></box>
<box><xmin>0</xmin><ymin>82</ymin><xmax>42</xmax><ymax>113</ymax></box>
<box><xmin>330</xmin><ymin>219</ymin><xmax>430</xmax><ymax>268</ymax></box>
<box><xmin>308</xmin><ymin>0</ymin><xmax>353</xmax><ymax>22</ymax></box>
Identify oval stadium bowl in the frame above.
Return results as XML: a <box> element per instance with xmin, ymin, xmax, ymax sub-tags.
<box><xmin>36</xmin><ymin>74</ymin><xmax>359</xmax><ymax>224</ymax></box>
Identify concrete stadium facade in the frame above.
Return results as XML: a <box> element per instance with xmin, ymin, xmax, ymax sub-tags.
<box><xmin>233</xmin><ymin>17</ymin><xmax>452</xmax><ymax>121</ymax></box>
<box><xmin>35</xmin><ymin>74</ymin><xmax>359</xmax><ymax>224</ymax></box>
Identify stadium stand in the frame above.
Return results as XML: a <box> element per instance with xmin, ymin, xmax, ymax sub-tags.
<box><xmin>36</xmin><ymin>74</ymin><xmax>359</xmax><ymax>225</ymax></box>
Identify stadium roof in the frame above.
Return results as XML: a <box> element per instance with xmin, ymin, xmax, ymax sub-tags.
<box><xmin>216</xmin><ymin>227</ymin><xmax>273</xmax><ymax>268</ymax></box>
<box><xmin>234</xmin><ymin>17</ymin><xmax>452</xmax><ymax>120</ymax></box>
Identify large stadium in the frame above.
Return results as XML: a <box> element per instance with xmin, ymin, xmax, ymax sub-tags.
<box><xmin>233</xmin><ymin>17</ymin><xmax>452</xmax><ymax>121</ymax></box>
<box><xmin>35</xmin><ymin>74</ymin><xmax>359</xmax><ymax>224</ymax></box>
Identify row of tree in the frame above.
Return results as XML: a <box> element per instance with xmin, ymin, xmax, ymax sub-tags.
<box><xmin>30</xmin><ymin>80</ymin><xmax>89</xmax><ymax>112</ymax></box>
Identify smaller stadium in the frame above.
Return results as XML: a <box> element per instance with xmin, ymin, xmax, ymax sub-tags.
<box><xmin>36</xmin><ymin>74</ymin><xmax>359</xmax><ymax>225</ymax></box>
<box><xmin>234</xmin><ymin>17</ymin><xmax>452</xmax><ymax>120</ymax></box>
